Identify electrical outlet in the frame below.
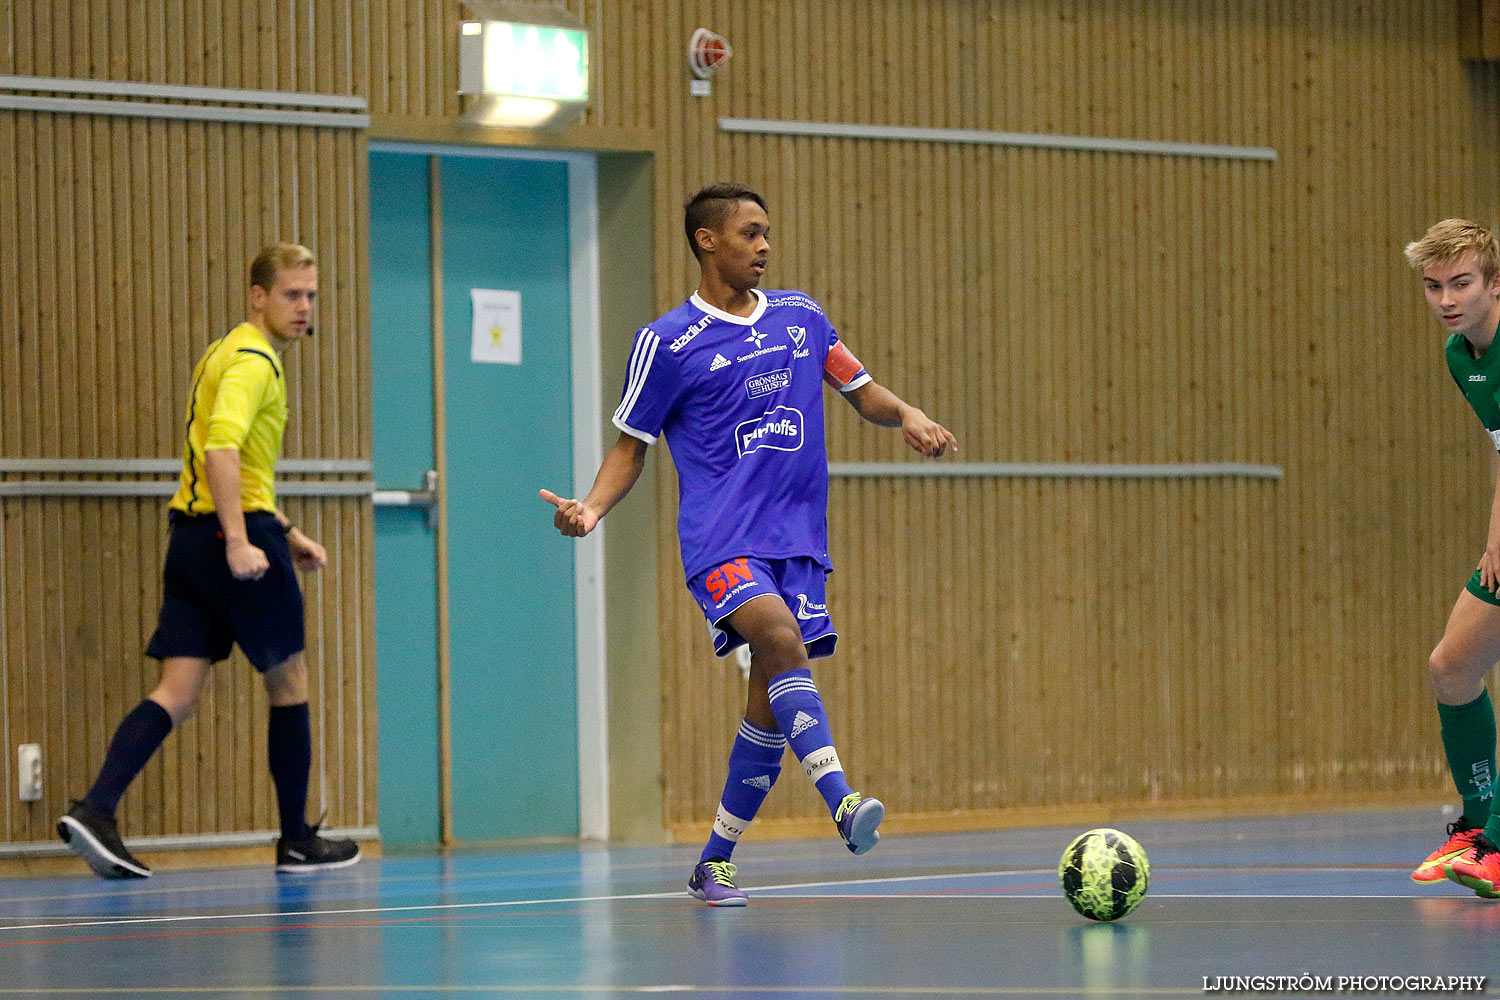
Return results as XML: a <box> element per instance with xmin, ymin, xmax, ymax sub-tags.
<box><xmin>17</xmin><ymin>744</ymin><xmax>41</xmax><ymax>802</ymax></box>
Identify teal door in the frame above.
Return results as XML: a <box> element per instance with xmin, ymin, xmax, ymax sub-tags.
<box><xmin>370</xmin><ymin>146</ymin><xmax>587</xmax><ymax>844</ymax></box>
<box><xmin>370</xmin><ymin>152</ymin><xmax>440</xmax><ymax>847</ymax></box>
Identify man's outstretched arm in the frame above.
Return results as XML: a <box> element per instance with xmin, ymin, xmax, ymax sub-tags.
<box><xmin>842</xmin><ymin>382</ymin><xmax>958</xmax><ymax>458</ymax></box>
<box><xmin>539</xmin><ymin>431</ymin><xmax>649</xmax><ymax>537</ymax></box>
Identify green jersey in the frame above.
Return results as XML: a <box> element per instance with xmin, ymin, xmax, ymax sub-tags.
<box><xmin>1446</xmin><ymin>329</ymin><xmax>1500</xmax><ymax>450</ymax></box>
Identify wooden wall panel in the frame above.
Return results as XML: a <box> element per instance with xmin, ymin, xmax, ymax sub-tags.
<box><xmin>632</xmin><ymin>0</ymin><xmax>1500</xmax><ymax>835</ymax></box>
<box><xmin>4</xmin><ymin>0</ymin><xmax>1500</xmax><ymax>851</ymax></box>
<box><xmin>0</xmin><ymin>2</ymin><xmax>373</xmax><ymax>847</ymax></box>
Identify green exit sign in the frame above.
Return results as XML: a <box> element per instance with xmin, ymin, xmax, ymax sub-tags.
<box><xmin>461</xmin><ymin>21</ymin><xmax>589</xmax><ymax>103</ymax></box>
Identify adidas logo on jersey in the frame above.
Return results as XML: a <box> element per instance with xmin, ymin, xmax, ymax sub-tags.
<box><xmin>790</xmin><ymin>711</ymin><xmax>819</xmax><ymax>738</ymax></box>
<box><xmin>710</xmin><ymin>353</ymin><xmax>731</xmax><ymax>371</ymax></box>
<box><xmin>741</xmin><ymin>774</ymin><xmax>773</xmax><ymax>790</ymax></box>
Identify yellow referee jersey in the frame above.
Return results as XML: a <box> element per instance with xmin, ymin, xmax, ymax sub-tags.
<box><xmin>168</xmin><ymin>322</ymin><xmax>287</xmax><ymax>516</ymax></box>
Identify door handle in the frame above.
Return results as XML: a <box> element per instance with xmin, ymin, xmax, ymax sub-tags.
<box><xmin>373</xmin><ymin>469</ymin><xmax>439</xmax><ymax>529</ymax></box>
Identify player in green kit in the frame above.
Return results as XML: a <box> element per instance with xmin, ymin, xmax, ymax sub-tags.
<box><xmin>1404</xmin><ymin>219</ymin><xmax>1500</xmax><ymax>896</ymax></box>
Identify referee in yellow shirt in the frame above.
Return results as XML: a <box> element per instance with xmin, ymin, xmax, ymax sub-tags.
<box><xmin>58</xmin><ymin>243</ymin><xmax>359</xmax><ymax>877</ymax></box>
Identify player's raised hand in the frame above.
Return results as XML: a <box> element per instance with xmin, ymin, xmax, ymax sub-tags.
<box><xmin>540</xmin><ymin>488</ymin><xmax>600</xmax><ymax>537</ymax></box>
<box><xmin>900</xmin><ymin>407</ymin><xmax>959</xmax><ymax>458</ymax></box>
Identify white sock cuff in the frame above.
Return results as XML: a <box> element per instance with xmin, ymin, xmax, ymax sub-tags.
<box><xmin>714</xmin><ymin>805</ymin><xmax>752</xmax><ymax>843</ymax></box>
<box><xmin>800</xmin><ymin>745</ymin><xmax>843</xmax><ymax>784</ymax></box>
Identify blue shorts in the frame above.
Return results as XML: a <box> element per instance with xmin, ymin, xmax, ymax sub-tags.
<box><xmin>686</xmin><ymin>555</ymin><xmax>838</xmax><ymax>659</ymax></box>
<box><xmin>145</xmin><ymin>511</ymin><xmax>306</xmax><ymax>671</ymax></box>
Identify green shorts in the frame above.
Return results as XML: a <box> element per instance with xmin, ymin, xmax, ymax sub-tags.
<box><xmin>1466</xmin><ymin>569</ymin><xmax>1500</xmax><ymax>607</ymax></box>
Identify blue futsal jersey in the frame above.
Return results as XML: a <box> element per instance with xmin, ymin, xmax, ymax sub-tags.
<box><xmin>612</xmin><ymin>288</ymin><xmax>871</xmax><ymax>582</ymax></box>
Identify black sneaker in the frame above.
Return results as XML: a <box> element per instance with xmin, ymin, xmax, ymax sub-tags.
<box><xmin>275</xmin><ymin>823</ymin><xmax>361</xmax><ymax>873</ymax></box>
<box><xmin>56</xmin><ymin>800</ymin><xmax>151</xmax><ymax>879</ymax></box>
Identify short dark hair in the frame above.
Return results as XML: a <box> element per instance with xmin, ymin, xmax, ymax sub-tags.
<box><xmin>684</xmin><ymin>183</ymin><xmax>767</xmax><ymax>259</ymax></box>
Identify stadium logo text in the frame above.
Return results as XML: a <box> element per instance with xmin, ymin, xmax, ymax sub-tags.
<box><xmin>670</xmin><ymin>315</ymin><xmax>714</xmax><ymax>352</ymax></box>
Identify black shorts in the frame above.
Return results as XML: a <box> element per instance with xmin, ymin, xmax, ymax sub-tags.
<box><xmin>145</xmin><ymin>511</ymin><xmax>305</xmax><ymax>671</ymax></box>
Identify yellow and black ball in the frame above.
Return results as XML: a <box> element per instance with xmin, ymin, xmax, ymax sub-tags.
<box><xmin>1059</xmin><ymin>828</ymin><xmax>1150</xmax><ymax>922</ymax></box>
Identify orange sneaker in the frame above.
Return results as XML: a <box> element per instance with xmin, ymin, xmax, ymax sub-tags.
<box><xmin>1444</xmin><ymin>834</ymin><xmax>1500</xmax><ymax>900</ymax></box>
<box><xmin>1411</xmin><ymin>818</ymin><xmax>1484</xmax><ymax>884</ymax></box>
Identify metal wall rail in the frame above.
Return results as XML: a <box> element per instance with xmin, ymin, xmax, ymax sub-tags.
<box><xmin>0</xmin><ymin>73</ymin><xmax>370</xmax><ymax>128</ymax></box>
<box><xmin>0</xmin><ymin>459</ymin><xmax>371</xmax><ymax>475</ymax></box>
<box><xmin>0</xmin><ymin>457</ymin><xmax>377</xmax><ymax>498</ymax></box>
<box><xmin>829</xmin><ymin>462</ymin><xmax>1284</xmax><ymax>479</ymax></box>
<box><xmin>0</xmin><ymin>74</ymin><xmax>368</xmax><ymax>109</ymax></box>
<box><xmin>0</xmin><ymin>481</ymin><xmax>374</xmax><ymax>497</ymax></box>
<box><xmin>719</xmin><ymin>117</ymin><xmax>1279</xmax><ymax>162</ymax></box>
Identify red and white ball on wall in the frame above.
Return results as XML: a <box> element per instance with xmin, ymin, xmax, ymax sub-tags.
<box><xmin>689</xmin><ymin>28</ymin><xmax>732</xmax><ymax>80</ymax></box>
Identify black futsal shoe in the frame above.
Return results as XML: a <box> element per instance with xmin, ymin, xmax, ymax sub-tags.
<box><xmin>275</xmin><ymin>824</ymin><xmax>361</xmax><ymax>873</ymax></box>
<box><xmin>57</xmin><ymin>800</ymin><xmax>152</xmax><ymax>879</ymax></box>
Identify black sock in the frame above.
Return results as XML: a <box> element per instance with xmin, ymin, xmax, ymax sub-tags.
<box><xmin>268</xmin><ymin>703</ymin><xmax>312</xmax><ymax>840</ymax></box>
<box><xmin>84</xmin><ymin>700</ymin><xmax>173</xmax><ymax>816</ymax></box>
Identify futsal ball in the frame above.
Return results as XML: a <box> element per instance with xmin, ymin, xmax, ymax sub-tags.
<box><xmin>1058</xmin><ymin>828</ymin><xmax>1150</xmax><ymax>922</ymax></box>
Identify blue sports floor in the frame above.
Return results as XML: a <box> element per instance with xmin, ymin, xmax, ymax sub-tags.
<box><xmin>1</xmin><ymin>808</ymin><xmax>1497</xmax><ymax>997</ymax></box>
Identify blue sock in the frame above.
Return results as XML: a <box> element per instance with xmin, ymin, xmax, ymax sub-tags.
<box><xmin>767</xmin><ymin>668</ymin><xmax>854</xmax><ymax>816</ymax></box>
<box><xmin>85</xmin><ymin>699</ymin><xmax>173</xmax><ymax>815</ymax></box>
<box><xmin>268</xmin><ymin>703</ymin><xmax>312</xmax><ymax>840</ymax></box>
<box><xmin>700</xmin><ymin>720</ymin><xmax>786</xmax><ymax>862</ymax></box>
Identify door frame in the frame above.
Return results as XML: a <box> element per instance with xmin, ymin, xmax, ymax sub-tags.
<box><xmin>368</xmin><ymin>140</ymin><xmax>608</xmax><ymax>840</ymax></box>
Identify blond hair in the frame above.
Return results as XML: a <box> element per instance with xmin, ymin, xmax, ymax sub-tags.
<box><xmin>1403</xmin><ymin>219</ymin><xmax>1500</xmax><ymax>282</ymax></box>
<box><xmin>249</xmin><ymin>242</ymin><xmax>316</xmax><ymax>292</ymax></box>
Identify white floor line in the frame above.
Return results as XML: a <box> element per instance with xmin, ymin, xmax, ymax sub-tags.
<box><xmin>0</xmin><ymin>868</ymin><xmax>1449</xmax><ymax>934</ymax></box>
<box><xmin>0</xmin><ymin>870</ymin><xmax>1031</xmax><ymax>933</ymax></box>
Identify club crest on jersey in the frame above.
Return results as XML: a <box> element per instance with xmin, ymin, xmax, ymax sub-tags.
<box><xmin>786</xmin><ymin>325</ymin><xmax>806</xmax><ymax>349</ymax></box>
<box><xmin>745</xmin><ymin>368</ymin><xmax>791</xmax><ymax>399</ymax></box>
<box><xmin>736</xmin><ymin>406</ymin><xmax>805</xmax><ymax>458</ymax></box>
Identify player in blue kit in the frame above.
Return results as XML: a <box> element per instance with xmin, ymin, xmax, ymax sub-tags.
<box><xmin>540</xmin><ymin>183</ymin><xmax>957</xmax><ymax>905</ymax></box>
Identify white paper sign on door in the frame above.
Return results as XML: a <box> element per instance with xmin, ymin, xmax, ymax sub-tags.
<box><xmin>471</xmin><ymin>288</ymin><xmax>522</xmax><ymax>365</ymax></box>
